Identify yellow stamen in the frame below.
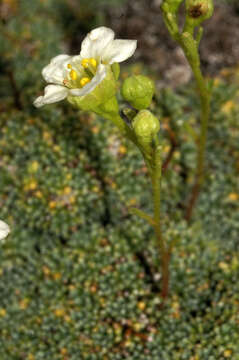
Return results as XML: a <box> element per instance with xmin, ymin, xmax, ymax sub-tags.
<box><xmin>67</xmin><ymin>64</ymin><xmax>72</xmax><ymax>69</ymax></box>
<box><xmin>89</xmin><ymin>58</ymin><xmax>97</xmax><ymax>67</ymax></box>
<box><xmin>81</xmin><ymin>59</ymin><xmax>89</xmax><ymax>68</ymax></box>
<box><xmin>80</xmin><ymin>77</ymin><xmax>90</xmax><ymax>87</ymax></box>
<box><xmin>70</xmin><ymin>69</ymin><xmax>77</xmax><ymax>81</ymax></box>
<box><xmin>81</xmin><ymin>58</ymin><xmax>97</xmax><ymax>69</ymax></box>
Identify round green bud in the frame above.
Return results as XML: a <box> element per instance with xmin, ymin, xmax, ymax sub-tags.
<box><xmin>121</xmin><ymin>75</ymin><xmax>155</xmax><ymax>110</ymax></box>
<box><xmin>186</xmin><ymin>0</ymin><xmax>214</xmax><ymax>26</ymax></box>
<box><xmin>132</xmin><ymin>110</ymin><xmax>160</xmax><ymax>153</ymax></box>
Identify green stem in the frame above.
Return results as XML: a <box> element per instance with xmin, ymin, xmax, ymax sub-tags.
<box><xmin>102</xmin><ymin>106</ymin><xmax>171</xmax><ymax>300</ymax></box>
<box><xmin>161</xmin><ymin>5</ymin><xmax>212</xmax><ymax>220</ymax></box>
<box><xmin>129</xmin><ymin>208</ymin><xmax>155</xmax><ymax>226</ymax></box>
<box><xmin>150</xmin><ymin>146</ymin><xmax>170</xmax><ymax>301</ymax></box>
<box><xmin>108</xmin><ymin>113</ymin><xmax>137</xmax><ymax>143</ymax></box>
<box><xmin>192</xmin><ymin>66</ymin><xmax>210</xmax><ymax>187</ymax></box>
<box><xmin>151</xmin><ymin>157</ymin><xmax>163</xmax><ymax>249</ymax></box>
<box><xmin>161</xmin><ymin>249</ymin><xmax>170</xmax><ymax>301</ymax></box>
<box><xmin>180</xmin><ymin>38</ymin><xmax>211</xmax><ymax>221</ymax></box>
<box><xmin>100</xmin><ymin>112</ymin><xmax>156</xmax><ymax>175</ymax></box>
<box><xmin>97</xmin><ymin>110</ymin><xmax>139</xmax><ymax>146</ymax></box>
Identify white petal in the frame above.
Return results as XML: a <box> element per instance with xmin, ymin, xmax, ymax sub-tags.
<box><xmin>33</xmin><ymin>85</ymin><xmax>68</xmax><ymax>107</ymax></box>
<box><xmin>0</xmin><ymin>220</ymin><xmax>10</xmax><ymax>240</ymax></box>
<box><xmin>102</xmin><ymin>39</ymin><xmax>137</xmax><ymax>64</ymax></box>
<box><xmin>42</xmin><ymin>54</ymin><xmax>72</xmax><ymax>85</ymax></box>
<box><xmin>69</xmin><ymin>64</ymin><xmax>106</xmax><ymax>97</ymax></box>
<box><xmin>80</xmin><ymin>27</ymin><xmax>115</xmax><ymax>59</ymax></box>
<box><xmin>71</xmin><ymin>55</ymin><xmax>83</xmax><ymax>66</ymax></box>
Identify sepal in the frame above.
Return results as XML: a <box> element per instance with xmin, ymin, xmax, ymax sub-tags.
<box><xmin>67</xmin><ymin>67</ymin><xmax>117</xmax><ymax>112</ymax></box>
<box><xmin>111</xmin><ymin>63</ymin><xmax>120</xmax><ymax>80</ymax></box>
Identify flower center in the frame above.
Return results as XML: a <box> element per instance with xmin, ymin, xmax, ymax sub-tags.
<box><xmin>64</xmin><ymin>58</ymin><xmax>98</xmax><ymax>89</ymax></box>
<box><xmin>81</xmin><ymin>58</ymin><xmax>97</xmax><ymax>69</ymax></box>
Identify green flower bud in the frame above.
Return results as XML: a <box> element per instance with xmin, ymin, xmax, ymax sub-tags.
<box><xmin>67</xmin><ymin>67</ymin><xmax>117</xmax><ymax>112</ymax></box>
<box><xmin>161</xmin><ymin>0</ymin><xmax>184</xmax><ymax>39</ymax></box>
<box><xmin>161</xmin><ymin>0</ymin><xmax>184</xmax><ymax>14</ymax></box>
<box><xmin>121</xmin><ymin>75</ymin><xmax>155</xmax><ymax>110</ymax></box>
<box><xmin>132</xmin><ymin>110</ymin><xmax>160</xmax><ymax>154</ymax></box>
<box><xmin>186</xmin><ymin>0</ymin><xmax>214</xmax><ymax>27</ymax></box>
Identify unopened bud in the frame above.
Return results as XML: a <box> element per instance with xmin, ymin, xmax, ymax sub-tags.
<box><xmin>121</xmin><ymin>75</ymin><xmax>155</xmax><ymax>110</ymax></box>
<box><xmin>132</xmin><ymin>110</ymin><xmax>160</xmax><ymax>153</ymax></box>
<box><xmin>186</xmin><ymin>0</ymin><xmax>214</xmax><ymax>26</ymax></box>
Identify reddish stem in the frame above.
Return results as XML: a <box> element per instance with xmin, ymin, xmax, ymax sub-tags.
<box><xmin>7</xmin><ymin>69</ymin><xmax>23</xmax><ymax>110</ymax></box>
<box><xmin>162</xmin><ymin>125</ymin><xmax>177</xmax><ymax>174</ymax></box>
<box><xmin>184</xmin><ymin>178</ymin><xmax>200</xmax><ymax>222</ymax></box>
<box><xmin>161</xmin><ymin>249</ymin><xmax>171</xmax><ymax>302</ymax></box>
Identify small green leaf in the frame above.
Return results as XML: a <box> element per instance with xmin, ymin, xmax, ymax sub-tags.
<box><xmin>129</xmin><ymin>207</ymin><xmax>155</xmax><ymax>226</ymax></box>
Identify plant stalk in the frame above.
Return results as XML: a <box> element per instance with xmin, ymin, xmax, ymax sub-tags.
<box><xmin>151</xmin><ymin>147</ymin><xmax>170</xmax><ymax>302</ymax></box>
<box><xmin>161</xmin><ymin>3</ymin><xmax>212</xmax><ymax>221</ymax></box>
<box><xmin>182</xmin><ymin>52</ymin><xmax>211</xmax><ymax>221</ymax></box>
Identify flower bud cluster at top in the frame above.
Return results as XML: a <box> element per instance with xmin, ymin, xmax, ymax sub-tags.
<box><xmin>161</xmin><ymin>0</ymin><xmax>213</xmax><ymax>40</ymax></box>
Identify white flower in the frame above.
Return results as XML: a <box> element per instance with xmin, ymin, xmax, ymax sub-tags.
<box><xmin>0</xmin><ymin>220</ymin><xmax>10</xmax><ymax>240</ymax></box>
<box><xmin>34</xmin><ymin>27</ymin><xmax>137</xmax><ymax>108</ymax></box>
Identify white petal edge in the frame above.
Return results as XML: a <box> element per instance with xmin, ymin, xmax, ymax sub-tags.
<box><xmin>69</xmin><ymin>64</ymin><xmax>107</xmax><ymax>97</ymax></box>
<box><xmin>0</xmin><ymin>220</ymin><xmax>10</xmax><ymax>240</ymax></box>
<box><xmin>80</xmin><ymin>27</ymin><xmax>115</xmax><ymax>59</ymax></box>
<box><xmin>102</xmin><ymin>39</ymin><xmax>137</xmax><ymax>64</ymax></box>
<box><xmin>42</xmin><ymin>54</ymin><xmax>72</xmax><ymax>85</ymax></box>
<box><xmin>34</xmin><ymin>85</ymin><xmax>68</xmax><ymax>108</ymax></box>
